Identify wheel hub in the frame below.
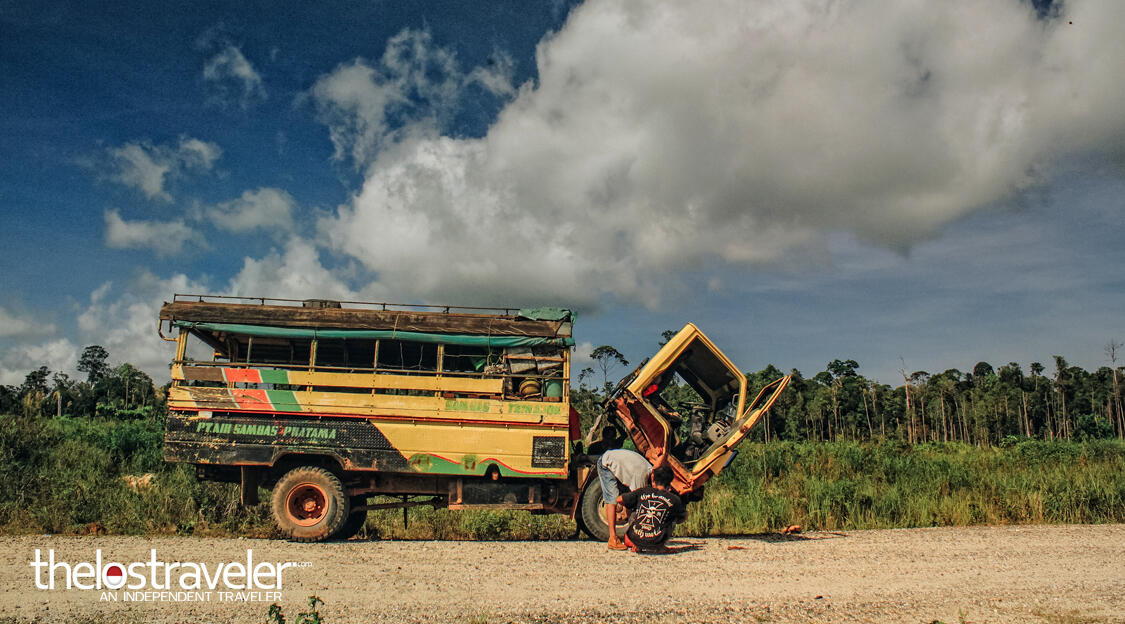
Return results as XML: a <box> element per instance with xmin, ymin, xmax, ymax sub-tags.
<box><xmin>286</xmin><ymin>482</ymin><xmax>329</xmax><ymax>527</ymax></box>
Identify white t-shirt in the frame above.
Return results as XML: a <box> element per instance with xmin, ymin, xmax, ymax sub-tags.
<box><xmin>600</xmin><ymin>449</ymin><xmax>653</xmax><ymax>490</ymax></box>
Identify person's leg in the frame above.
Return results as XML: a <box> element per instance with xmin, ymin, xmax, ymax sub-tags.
<box><xmin>597</xmin><ymin>458</ymin><xmax>626</xmax><ymax>549</ymax></box>
<box><xmin>604</xmin><ymin>502</ymin><xmax>626</xmax><ymax>549</ymax></box>
<box><xmin>648</xmin><ymin>523</ymin><xmax>676</xmax><ymax>554</ymax></box>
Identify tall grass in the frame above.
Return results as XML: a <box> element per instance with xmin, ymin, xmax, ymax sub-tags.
<box><xmin>681</xmin><ymin>439</ymin><xmax>1125</xmax><ymax>534</ymax></box>
<box><xmin>0</xmin><ymin>414</ymin><xmax>275</xmax><ymax>536</ymax></box>
<box><xmin>1</xmin><ymin>412</ymin><xmax>1121</xmax><ymax>538</ymax></box>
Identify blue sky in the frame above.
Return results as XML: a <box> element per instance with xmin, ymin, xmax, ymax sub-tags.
<box><xmin>1</xmin><ymin>0</ymin><xmax>1123</xmax><ymax>386</ymax></box>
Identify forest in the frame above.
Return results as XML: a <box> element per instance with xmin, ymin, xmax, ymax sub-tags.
<box><xmin>0</xmin><ymin>342</ymin><xmax>1122</xmax><ymax>538</ymax></box>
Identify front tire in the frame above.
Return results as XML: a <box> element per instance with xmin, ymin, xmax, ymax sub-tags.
<box><xmin>579</xmin><ymin>479</ymin><xmax>627</xmax><ymax>542</ymax></box>
<box><xmin>271</xmin><ymin>466</ymin><xmax>350</xmax><ymax>542</ymax></box>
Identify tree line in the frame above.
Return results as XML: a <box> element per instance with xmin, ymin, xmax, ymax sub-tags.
<box><xmin>575</xmin><ymin>336</ymin><xmax>1125</xmax><ymax>445</ymax></box>
<box><xmin>0</xmin><ymin>345</ymin><xmax>162</xmax><ymax>421</ymax></box>
<box><xmin>4</xmin><ymin>339</ymin><xmax>1125</xmax><ymax>445</ymax></box>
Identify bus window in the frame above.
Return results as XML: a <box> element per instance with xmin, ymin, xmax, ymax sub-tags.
<box><xmin>315</xmin><ymin>339</ymin><xmax>375</xmax><ymax>371</ymax></box>
<box><xmin>443</xmin><ymin>345</ymin><xmax>495</xmax><ymax>374</ymax></box>
<box><xmin>246</xmin><ymin>338</ymin><xmax>313</xmax><ymax>367</ymax></box>
<box><xmin>377</xmin><ymin>340</ymin><xmax>438</xmax><ymax>372</ymax></box>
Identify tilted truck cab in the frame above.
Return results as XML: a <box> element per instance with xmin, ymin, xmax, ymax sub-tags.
<box><xmin>159</xmin><ymin>294</ymin><xmax>788</xmax><ymax>541</ymax></box>
<box><xmin>575</xmin><ymin>324</ymin><xmax>791</xmax><ymax>540</ymax></box>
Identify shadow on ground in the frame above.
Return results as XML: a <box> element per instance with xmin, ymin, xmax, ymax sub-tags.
<box><xmin>708</xmin><ymin>531</ymin><xmax>850</xmax><ymax>544</ymax></box>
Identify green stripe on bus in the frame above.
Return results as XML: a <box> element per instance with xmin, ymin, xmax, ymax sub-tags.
<box><xmin>408</xmin><ymin>453</ymin><xmax>537</xmax><ymax>478</ymax></box>
<box><xmin>267</xmin><ymin>389</ymin><xmax>302</xmax><ymax>412</ymax></box>
<box><xmin>259</xmin><ymin>369</ymin><xmax>290</xmax><ymax>385</ymax></box>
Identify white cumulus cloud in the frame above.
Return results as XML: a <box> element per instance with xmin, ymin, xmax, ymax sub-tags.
<box><xmin>106</xmin><ymin>136</ymin><xmax>222</xmax><ymax>201</ymax></box>
<box><xmin>0</xmin><ymin>339</ymin><xmax>79</xmax><ymax>386</ymax></box>
<box><xmin>208</xmin><ymin>187</ymin><xmax>295</xmax><ymax>233</ymax></box>
<box><xmin>0</xmin><ymin>306</ymin><xmax>54</xmax><ymax>339</ymax></box>
<box><xmin>312</xmin><ymin>0</ymin><xmax>1125</xmax><ymax>308</ymax></box>
<box><xmin>2</xmin><ymin>237</ymin><xmax>361</xmax><ymax>384</ymax></box>
<box><xmin>75</xmin><ymin>273</ymin><xmax>210</xmax><ymax>380</ymax></box>
<box><xmin>203</xmin><ymin>44</ymin><xmax>267</xmax><ymax>108</ymax></box>
<box><xmin>310</xmin><ymin>29</ymin><xmax>502</xmax><ymax>167</ymax></box>
<box><xmin>225</xmin><ymin>237</ymin><xmax>363</xmax><ymax>301</ymax></box>
<box><xmin>104</xmin><ymin>210</ymin><xmax>201</xmax><ymax>256</ymax></box>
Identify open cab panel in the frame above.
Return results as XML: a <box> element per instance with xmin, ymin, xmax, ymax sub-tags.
<box><xmin>612</xmin><ymin>323</ymin><xmax>790</xmax><ymax>497</ymax></box>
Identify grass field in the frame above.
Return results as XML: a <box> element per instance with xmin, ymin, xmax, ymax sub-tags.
<box><xmin>680</xmin><ymin>439</ymin><xmax>1125</xmax><ymax>534</ymax></box>
<box><xmin>1</xmin><ymin>413</ymin><xmax>1122</xmax><ymax>539</ymax></box>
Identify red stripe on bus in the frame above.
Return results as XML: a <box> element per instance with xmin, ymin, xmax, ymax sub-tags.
<box><xmin>223</xmin><ymin>369</ymin><xmax>262</xmax><ymax>384</ymax></box>
<box><xmin>231</xmin><ymin>389</ymin><xmax>273</xmax><ymax>411</ymax></box>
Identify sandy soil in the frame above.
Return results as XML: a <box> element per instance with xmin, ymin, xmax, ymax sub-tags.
<box><xmin>1</xmin><ymin>524</ymin><xmax>1123</xmax><ymax>623</ymax></box>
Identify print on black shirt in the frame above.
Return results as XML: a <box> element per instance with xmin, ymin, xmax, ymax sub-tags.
<box><xmin>619</xmin><ymin>486</ymin><xmax>685</xmax><ymax>545</ymax></box>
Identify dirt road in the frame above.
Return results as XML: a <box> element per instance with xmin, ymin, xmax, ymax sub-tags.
<box><xmin>1</xmin><ymin>524</ymin><xmax>1123</xmax><ymax>623</ymax></box>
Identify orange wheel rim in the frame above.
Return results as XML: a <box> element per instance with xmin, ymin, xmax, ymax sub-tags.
<box><xmin>286</xmin><ymin>482</ymin><xmax>329</xmax><ymax>527</ymax></box>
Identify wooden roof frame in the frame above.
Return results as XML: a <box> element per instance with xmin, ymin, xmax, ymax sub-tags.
<box><xmin>159</xmin><ymin>299</ymin><xmax>572</xmax><ymax>339</ymax></box>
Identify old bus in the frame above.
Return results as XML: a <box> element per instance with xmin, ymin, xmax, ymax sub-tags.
<box><xmin>159</xmin><ymin>294</ymin><xmax>789</xmax><ymax>541</ymax></box>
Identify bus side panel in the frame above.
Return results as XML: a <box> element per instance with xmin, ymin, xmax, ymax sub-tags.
<box><xmin>164</xmin><ymin>412</ymin><xmax>569</xmax><ymax>478</ymax></box>
<box><xmin>164</xmin><ymin>412</ymin><xmax>411</xmax><ymax>471</ymax></box>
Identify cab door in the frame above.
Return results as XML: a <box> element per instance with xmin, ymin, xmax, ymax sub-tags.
<box><xmin>684</xmin><ymin>374</ymin><xmax>791</xmax><ymax>479</ymax></box>
<box><xmin>612</xmin><ymin>323</ymin><xmax>789</xmax><ymax>489</ymax></box>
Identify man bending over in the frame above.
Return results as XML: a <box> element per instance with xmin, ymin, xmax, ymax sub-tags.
<box><xmin>597</xmin><ymin>446</ymin><xmax>652</xmax><ymax>550</ymax></box>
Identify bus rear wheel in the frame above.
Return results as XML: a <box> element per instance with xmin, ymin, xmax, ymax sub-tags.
<box><xmin>271</xmin><ymin>466</ymin><xmax>349</xmax><ymax>542</ymax></box>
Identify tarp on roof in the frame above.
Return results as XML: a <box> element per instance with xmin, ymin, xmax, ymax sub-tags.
<box><xmin>517</xmin><ymin>307</ymin><xmax>574</xmax><ymax>322</ymax></box>
<box><xmin>174</xmin><ymin>321</ymin><xmax>574</xmax><ymax>348</ymax></box>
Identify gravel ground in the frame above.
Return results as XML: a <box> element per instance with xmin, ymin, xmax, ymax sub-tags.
<box><xmin>1</xmin><ymin>524</ymin><xmax>1123</xmax><ymax>623</ymax></box>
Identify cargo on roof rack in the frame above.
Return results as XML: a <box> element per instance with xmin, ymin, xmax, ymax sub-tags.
<box><xmin>159</xmin><ymin>294</ymin><xmax>573</xmax><ymax>339</ymax></box>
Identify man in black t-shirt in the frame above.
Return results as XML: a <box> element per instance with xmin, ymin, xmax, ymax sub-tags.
<box><xmin>616</xmin><ymin>465</ymin><xmax>686</xmax><ymax>553</ymax></box>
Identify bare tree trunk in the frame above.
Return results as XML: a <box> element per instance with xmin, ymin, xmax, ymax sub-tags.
<box><xmin>904</xmin><ymin>383</ymin><xmax>914</xmax><ymax>444</ymax></box>
<box><xmin>962</xmin><ymin>398</ymin><xmax>970</xmax><ymax>444</ymax></box>
<box><xmin>1046</xmin><ymin>399</ymin><xmax>1055</xmax><ymax>440</ymax></box>
<box><xmin>956</xmin><ymin>398</ymin><xmax>961</xmax><ymax>442</ymax></box>
<box><xmin>872</xmin><ymin>385</ymin><xmax>883</xmax><ymax>438</ymax></box>
<box><xmin>918</xmin><ymin>391</ymin><xmax>927</xmax><ymax>442</ymax></box>
<box><xmin>832</xmin><ymin>385</ymin><xmax>839</xmax><ymax>443</ymax></box>
<box><xmin>861</xmin><ymin>390</ymin><xmax>873</xmax><ymax>440</ymax></box>
<box><xmin>939</xmin><ymin>393</ymin><xmax>947</xmax><ymax>442</ymax></box>
<box><xmin>1060</xmin><ymin>391</ymin><xmax>1069</xmax><ymax>440</ymax></box>
<box><xmin>1021</xmin><ymin>391</ymin><xmax>1030</xmax><ymax>438</ymax></box>
<box><xmin>1107</xmin><ymin>341</ymin><xmax>1124</xmax><ymax>439</ymax></box>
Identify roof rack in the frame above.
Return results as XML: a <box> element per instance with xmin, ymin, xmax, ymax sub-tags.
<box><xmin>171</xmin><ymin>293</ymin><xmax>520</xmax><ymax>316</ymax></box>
